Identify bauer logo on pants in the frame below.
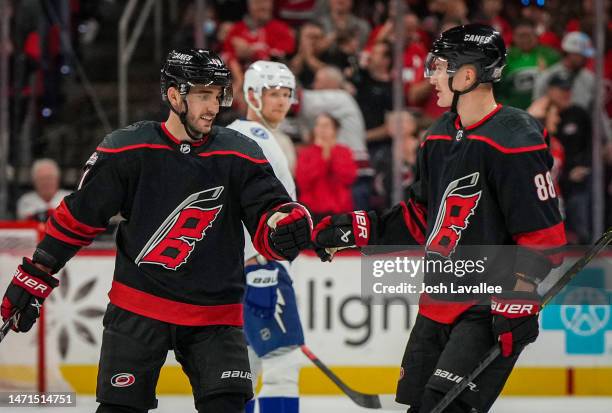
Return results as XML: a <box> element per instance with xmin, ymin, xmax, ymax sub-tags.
<box><xmin>111</xmin><ymin>373</ymin><xmax>135</xmax><ymax>387</ymax></box>
<box><xmin>220</xmin><ymin>370</ymin><xmax>253</xmax><ymax>380</ymax></box>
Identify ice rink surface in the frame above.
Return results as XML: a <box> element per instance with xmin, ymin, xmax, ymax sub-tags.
<box><xmin>9</xmin><ymin>395</ymin><xmax>612</xmax><ymax>413</ymax></box>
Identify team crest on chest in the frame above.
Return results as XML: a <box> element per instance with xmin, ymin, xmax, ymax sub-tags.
<box><xmin>136</xmin><ymin>186</ymin><xmax>224</xmax><ymax>270</ymax></box>
<box><xmin>427</xmin><ymin>173</ymin><xmax>481</xmax><ymax>257</ymax></box>
<box><xmin>180</xmin><ymin>143</ymin><xmax>191</xmax><ymax>154</ymax></box>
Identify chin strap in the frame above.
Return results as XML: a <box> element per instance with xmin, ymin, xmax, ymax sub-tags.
<box><xmin>448</xmin><ymin>76</ymin><xmax>481</xmax><ymax>114</ymax></box>
<box><xmin>166</xmin><ymin>98</ymin><xmax>204</xmax><ymax>141</ymax></box>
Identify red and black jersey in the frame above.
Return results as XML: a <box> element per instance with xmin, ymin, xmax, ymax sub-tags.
<box><xmin>36</xmin><ymin>121</ymin><xmax>293</xmax><ymax>326</ymax></box>
<box><xmin>367</xmin><ymin>104</ymin><xmax>566</xmax><ymax>323</ymax></box>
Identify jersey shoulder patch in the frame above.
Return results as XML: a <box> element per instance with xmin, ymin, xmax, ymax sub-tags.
<box><xmin>250</xmin><ymin>126</ymin><xmax>270</xmax><ymax>140</ymax></box>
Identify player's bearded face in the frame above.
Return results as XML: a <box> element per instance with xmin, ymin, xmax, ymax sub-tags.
<box><xmin>260</xmin><ymin>87</ymin><xmax>292</xmax><ymax>125</ymax></box>
<box><xmin>427</xmin><ymin>56</ymin><xmax>453</xmax><ymax>108</ymax></box>
<box><xmin>183</xmin><ymin>85</ymin><xmax>222</xmax><ymax>134</ymax></box>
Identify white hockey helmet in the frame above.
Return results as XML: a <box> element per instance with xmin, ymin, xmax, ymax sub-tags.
<box><xmin>243</xmin><ymin>60</ymin><xmax>297</xmax><ymax>105</ymax></box>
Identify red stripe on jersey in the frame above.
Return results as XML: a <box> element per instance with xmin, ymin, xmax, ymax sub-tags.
<box><xmin>420</xmin><ymin>135</ymin><xmax>452</xmax><ymax>147</ymax></box>
<box><xmin>109</xmin><ymin>281</ymin><xmax>244</xmax><ymax>326</ymax></box>
<box><xmin>513</xmin><ymin>222</ymin><xmax>567</xmax><ymax>249</ymax></box>
<box><xmin>455</xmin><ymin>104</ymin><xmax>503</xmax><ymax>130</ymax></box>
<box><xmin>198</xmin><ymin>151</ymin><xmax>269</xmax><ymax>164</ymax></box>
<box><xmin>400</xmin><ymin>202</ymin><xmax>426</xmax><ymax>245</ymax></box>
<box><xmin>46</xmin><ymin>219</ymin><xmax>92</xmax><ymax>247</ymax></box>
<box><xmin>53</xmin><ymin>200</ymin><xmax>105</xmax><ymax>239</ymax></box>
<box><xmin>467</xmin><ymin>135</ymin><xmax>548</xmax><ymax>154</ymax></box>
<box><xmin>160</xmin><ymin>122</ymin><xmax>208</xmax><ymax>147</ymax></box>
<box><xmin>160</xmin><ymin>122</ymin><xmax>181</xmax><ymax>144</ymax></box>
<box><xmin>97</xmin><ymin>144</ymin><xmax>173</xmax><ymax>153</ymax></box>
<box><xmin>418</xmin><ymin>293</ymin><xmax>476</xmax><ymax>324</ymax></box>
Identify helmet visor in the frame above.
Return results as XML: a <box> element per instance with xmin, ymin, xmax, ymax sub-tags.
<box><xmin>424</xmin><ymin>53</ymin><xmax>457</xmax><ymax>78</ymax></box>
<box><xmin>186</xmin><ymin>80</ymin><xmax>233</xmax><ymax>107</ymax></box>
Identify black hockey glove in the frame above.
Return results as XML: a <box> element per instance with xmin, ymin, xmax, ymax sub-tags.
<box><xmin>491</xmin><ymin>291</ymin><xmax>540</xmax><ymax>357</ymax></box>
<box><xmin>254</xmin><ymin>203</ymin><xmax>313</xmax><ymax>261</ymax></box>
<box><xmin>312</xmin><ymin>211</ymin><xmax>371</xmax><ymax>261</ymax></box>
<box><xmin>1</xmin><ymin>258</ymin><xmax>59</xmax><ymax>332</ymax></box>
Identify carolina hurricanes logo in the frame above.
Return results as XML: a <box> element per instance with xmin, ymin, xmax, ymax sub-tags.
<box><xmin>111</xmin><ymin>373</ymin><xmax>135</xmax><ymax>387</ymax></box>
<box><xmin>426</xmin><ymin>173</ymin><xmax>481</xmax><ymax>257</ymax></box>
<box><xmin>136</xmin><ymin>186</ymin><xmax>224</xmax><ymax>270</ymax></box>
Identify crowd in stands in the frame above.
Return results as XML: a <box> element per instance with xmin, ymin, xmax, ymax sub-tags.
<box><xmin>5</xmin><ymin>0</ymin><xmax>612</xmax><ymax>245</ymax></box>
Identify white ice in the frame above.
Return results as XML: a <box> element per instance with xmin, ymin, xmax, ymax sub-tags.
<box><xmin>5</xmin><ymin>395</ymin><xmax>612</xmax><ymax>413</ymax></box>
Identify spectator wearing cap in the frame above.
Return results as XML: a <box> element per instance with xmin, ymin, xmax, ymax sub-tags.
<box><xmin>533</xmin><ymin>31</ymin><xmax>595</xmax><ymax>110</ymax></box>
<box><xmin>17</xmin><ymin>159</ymin><xmax>71</xmax><ymax>222</ymax></box>
<box><xmin>529</xmin><ymin>72</ymin><xmax>592</xmax><ymax>244</ymax></box>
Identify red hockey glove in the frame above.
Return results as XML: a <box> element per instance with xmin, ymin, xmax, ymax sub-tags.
<box><xmin>312</xmin><ymin>211</ymin><xmax>371</xmax><ymax>261</ymax></box>
<box><xmin>491</xmin><ymin>291</ymin><xmax>540</xmax><ymax>357</ymax></box>
<box><xmin>255</xmin><ymin>203</ymin><xmax>313</xmax><ymax>261</ymax></box>
<box><xmin>1</xmin><ymin>258</ymin><xmax>59</xmax><ymax>332</ymax></box>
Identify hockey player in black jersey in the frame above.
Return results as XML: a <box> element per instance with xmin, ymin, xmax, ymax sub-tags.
<box><xmin>1</xmin><ymin>49</ymin><xmax>313</xmax><ymax>413</ymax></box>
<box><xmin>313</xmin><ymin>24</ymin><xmax>566</xmax><ymax>412</ymax></box>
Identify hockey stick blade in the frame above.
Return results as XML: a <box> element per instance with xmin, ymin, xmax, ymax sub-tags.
<box><xmin>300</xmin><ymin>345</ymin><xmax>382</xmax><ymax>409</ymax></box>
<box><xmin>431</xmin><ymin>228</ymin><xmax>612</xmax><ymax>413</ymax></box>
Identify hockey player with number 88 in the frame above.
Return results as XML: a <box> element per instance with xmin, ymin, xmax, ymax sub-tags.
<box><xmin>227</xmin><ymin>61</ymin><xmax>304</xmax><ymax>413</ymax></box>
<box><xmin>313</xmin><ymin>24</ymin><xmax>567</xmax><ymax>412</ymax></box>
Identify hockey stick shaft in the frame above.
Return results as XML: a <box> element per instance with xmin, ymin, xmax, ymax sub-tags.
<box><xmin>300</xmin><ymin>345</ymin><xmax>382</xmax><ymax>409</ymax></box>
<box><xmin>0</xmin><ymin>311</ymin><xmax>18</xmax><ymax>343</ymax></box>
<box><xmin>431</xmin><ymin>228</ymin><xmax>612</xmax><ymax>413</ymax></box>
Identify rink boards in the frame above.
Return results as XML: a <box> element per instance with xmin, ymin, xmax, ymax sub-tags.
<box><xmin>12</xmin><ymin>249</ymin><xmax>612</xmax><ymax>395</ymax></box>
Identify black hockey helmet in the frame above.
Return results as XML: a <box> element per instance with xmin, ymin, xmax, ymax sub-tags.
<box><xmin>425</xmin><ymin>23</ymin><xmax>506</xmax><ymax>85</ymax></box>
<box><xmin>425</xmin><ymin>24</ymin><xmax>506</xmax><ymax>112</ymax></box>
<box><xmin>160</xmin><ymin>48</ymin><xmax>233</xmax><ymax>107</ymax></box>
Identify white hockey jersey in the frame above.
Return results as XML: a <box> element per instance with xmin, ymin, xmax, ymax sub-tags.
<box><xmin>227</xmin><ymin>119</ymin><xmax>297</xmax><ymax>261</ymax></box>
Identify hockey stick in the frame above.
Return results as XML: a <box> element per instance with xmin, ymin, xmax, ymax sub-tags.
<box><xmin>300</xmin><ymin>344</ymin><xmax>382</xmax><ymax>409</ymax></box>
<box><xmin>431</xmin><ymin>228</ymin><xmax>612</xmax><ymax>413</ymax></box>
<box><xmin>0</xmin><ymin>311</ymin><xmax>19</xmax><ymax>343</ymax></box>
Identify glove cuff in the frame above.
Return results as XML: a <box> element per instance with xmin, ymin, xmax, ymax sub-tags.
<box><xmin>351</xmin><ymin>211</ymin><xmax>370</xmax><ymax>247</ymax></box>
<box><xmin>13</xmin><ymin>258</ymin><xmax>59</xmax><ymax>298</ymax></box>
<box><xmin>491</xmin><ymin>292</ymin><xmax>540</xmax><ymax>318</ymax></box>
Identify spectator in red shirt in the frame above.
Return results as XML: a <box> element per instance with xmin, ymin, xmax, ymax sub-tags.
<box><xmin>296</xmin><ymin>113</ymin><xmax>357</xmax><ymax>220</ymax></box>
<box><xmin>222</xmin><ymin>0</ymin><xmax>295</xmax><ymax>70</ymax></box>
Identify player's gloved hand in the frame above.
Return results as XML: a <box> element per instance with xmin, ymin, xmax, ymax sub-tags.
<box><xmin>491</xmin><ymin>291</ymin><xmax>540</xmax><ymax>357</ymax></box>
<box><xmin>255</xmin><ymin>203</ymin><xmax>313</xmax><ymax>261</ymax></box>
<box><xmin>1</xmin><ymin>258</ymin><xmax>59</xmax><ymax>332</ymax></box>
<box><xmin>244</xmin><ymin>261</ymin><xmax>281</xmax><ymax>318</ymax></box>
<box><xmin>312</xmin><ymin>211</ymin><xmax>371</xmax><ymax>262</ymax></box>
